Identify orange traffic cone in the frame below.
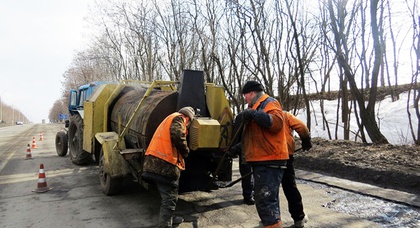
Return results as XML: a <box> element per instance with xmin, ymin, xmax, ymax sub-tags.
<box><xmin>32</xmin><ymin>164</ymin><xmax>51</xmax><ymax>193</ymax></box>
<box><xmin>31</xmin><ymin>136</ymin><xmax>37</xmax><ymax>149</ymax></box>
<box><xmin>25</xmin><ymin>144</ymin><xmax>33</xmax><ymax>160</ymax></box>
<box><xmin>39</xmin><ymin>132</ymin><xmax>44</xmax><ymax>141</ymax></box>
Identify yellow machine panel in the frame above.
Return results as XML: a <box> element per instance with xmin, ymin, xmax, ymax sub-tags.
<box><xmin>83</xmin><ymin>84</ymin><xmax>118</xmax><ymax>153</ymax></box>
<box><xmin>205</xmin><ymin>84</ymin><xmax>234</xmax><ymax>148</ymax></box>
<box><xmin>95</xmin><ymin>132</ymin><xmax>130</xmax><ymax>177</ymax></box>
<box><xmin>189</xmin><ymin>118</ymin><xmax>221</xmax><ymax>151</ymax></box>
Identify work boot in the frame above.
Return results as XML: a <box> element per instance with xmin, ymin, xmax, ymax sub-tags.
<box><xmin>260</xmin><ymin>221</ymin><xmax>283</xmax><ymax>228</ymax></box>
<box><xmin>243</xmin><ymin>196</ymin><xmax>255</xmax><ymax>205</ymax></box>
<box><xmin>293</xmin><ymin>215</ymin><xmax>308</xmax><ymax>228</ymax></box>
<box><xmin>172</xmin><ymin>216</ymin><xmax>184</xmax><ymax>225</ymax></box>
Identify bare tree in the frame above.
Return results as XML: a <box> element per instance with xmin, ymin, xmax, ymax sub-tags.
<box><xmin>315</xmin><ymin>3</ymin><xmax>338</xmax><ymax>139</ymax></box>
<box><xmin>272</xmin><ymin>1</ymin><xmax>292</xmax><ymax>110</ymax></box>
<box><xmin>55</xmin><ymin>0</ymin><xmax>418</xmax><ymax>144</ymax></box>
<box><xmin>154</xmin><ymin>0</ymin><xmax>204</xmax><ymax>80</ymax></box>
<box><xmin>225</xmin><ymin>0</ymin><xmax>319</xmax><ymax>117</ymax></box>
<box><xmin>0</xmin><ymin>102</ymin><xmax>29</xmax><ymax>124</ymax></box>
<box><xmin>49</xmin><ymin>99</ymin><xmax>68</xmax><ymax>123</ymax></box>
<box><xmin>236</xmin><ymin>0</ymin><xmax>276</xmax><ymax>96</ymax></box>
<box><xmin>284</xmin><ymin>0</ymin><xmax>319</xmax><ymax>129</ymax></box>
<box><xmin>406</xmin><ymin>0</ymin><xmax>420</xmax><ymax>145</ymax></box>
<box><xmin>383</xmin><ymin>0</ymin><xmax>399</xmax><ymax>101</ymax></box>
<box><xmin>322</xmin><ymin>0</ymin><xmax>357</xmax><ymax>140</ymax></box>
<box><xmin>218</xmin><ymin>0</ymin><xmax>249</xmax><ymax>114</ymax></box>
<box><xmin>120</xmin><ymin>2</ymin><xmax>161</xmax><ymax>81</ymax></box>
<box><xmin>327</xmin><ymin>0</ymin><xmax>388</xmax><ymax>143</ymax></box>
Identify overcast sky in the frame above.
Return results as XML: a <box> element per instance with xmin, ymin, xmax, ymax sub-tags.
<box><xmin>0</xmin><ymin>0</ymin><xmax>93</xmax><ymax>123</ymax></box>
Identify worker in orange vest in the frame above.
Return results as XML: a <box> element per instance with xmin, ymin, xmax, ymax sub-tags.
<box><xmin>241</xmin><ymin>81</ymin><xmax>289</xmax><ymax>228</ymax></box>
<box><xmin>282</xmin><ymin>111</ymin><xmax>312</xmax><ymax>228</ymax></box>
<box><xmin>142</xmin><ymin>106</ymin><xmax>195</xmax><ymax>228</ymax></box>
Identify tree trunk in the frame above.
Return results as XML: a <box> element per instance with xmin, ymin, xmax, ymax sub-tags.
<box><xmin>285</xmin><ymin>0</ymin><xmax>311</xmax><ymax>130</ymax></box>
<box><xmin>337</xmin><ymin>54</ymin><xmax>388</xmax><ymax>144</ymax></box>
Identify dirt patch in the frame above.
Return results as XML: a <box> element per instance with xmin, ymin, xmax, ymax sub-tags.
<box><xmin>294</xmin><ymin>138</ymin><xmax>420</xmax><ymax>195</ymax></box>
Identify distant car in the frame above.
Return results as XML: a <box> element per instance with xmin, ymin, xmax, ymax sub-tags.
<box><xmin>16</xmin><ymin>121</ymin><xmax>23</xmax><ymax>125</ymax></box>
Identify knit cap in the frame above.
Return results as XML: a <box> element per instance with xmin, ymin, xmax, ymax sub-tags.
<box><xmin>178</xmin><ymin>106</ymin><xmax>195</xmax><ymax>120</ymax></box>
<box><xmin>242</xmin><ymin>81</ymin><xmax>264</xmax><ymax>94</ymax></box>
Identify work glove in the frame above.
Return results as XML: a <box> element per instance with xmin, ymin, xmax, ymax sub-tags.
<box><xmin>242</xmin><ymin>109</ymin><xmax>256</xmax><ymax>121</ymax></box>
<box><xmin>224</xmin><ymin>143</ymin><xmax>240</xmax><ymax>158</ymax></box>
<box><xmin>301</xmin><ymin>136</ymin><xmax>312</xmax><ymax>151</ymax></box>
<box><xmin>181</xmin><ymin>149</ymin><xmax>189</xmax><ymax>158</ymax></box>
<box><xmin>254</xmin><ymin>111</ymin><xmax>272</xmax><ymax>129</ymax></box>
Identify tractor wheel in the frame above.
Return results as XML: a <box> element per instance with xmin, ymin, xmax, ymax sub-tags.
<box><xmin>55</xmin><ymin>131</ymin><xmax>68</xmax><ymax>157</ymax></box>
<box><xmin>99</xmin><ymin>148</ymin><xmax>122</xmax><ymax>195</ymax></box>
<box><xmin>68</xmin><ymin>114</ymin><xmax>93</xmax><ymax>165</ymax></box>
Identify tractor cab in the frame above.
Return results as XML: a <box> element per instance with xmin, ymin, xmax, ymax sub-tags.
<box><xmin>68</xmin><ymin>82</ymin><xmax>109</xmax><ymax>116</ymax></box>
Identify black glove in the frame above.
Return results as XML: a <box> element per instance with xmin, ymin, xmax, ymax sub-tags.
<box><xmin>254</xmin><ymin>111</ymin><xmax>272</xmax><ymax>128</ymax></box>
<box><xmin>301</xmin><ymin>136</ymin><xmax>312</xmax><ymax>151</ymax></box>
<box><xmin>224</xmin><ymin>143</ymin><xmax>240</xmax><ymax>158</ymax></box>
<box><xmin>242</xmin><ymin>109</ymin><xmax>256</xmax><ymax>120</ymax></box>
<box><xmin>181</xmin><ymin>149</ymin><xmax>189</xmax><ymax>158</ymax></box>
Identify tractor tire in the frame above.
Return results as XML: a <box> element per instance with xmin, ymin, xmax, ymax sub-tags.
<box><xmin>55</xmin><ymin>131</ymin><xmax>68</xmax><ymax>157</ymax></box>
<box><xmin>99</xmin><ymin>148</ymin><xmax>122</xmax><ymax>195</ymax></box>
<box><xmin>68</xmin><ymin>114</ymin><xmax>93</xmax><ymax>165</ymax></box>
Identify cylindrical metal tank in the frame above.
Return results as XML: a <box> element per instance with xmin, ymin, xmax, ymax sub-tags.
<box><xmin>109</xmin><ymin>85</ymin><xmax>178</xmax><ymax>150</ymax></box>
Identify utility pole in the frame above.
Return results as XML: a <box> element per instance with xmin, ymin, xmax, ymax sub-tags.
<box><xmin>0</xmin><ymin>90</ymin><xmax>6</xmax><ymax>123</ymax></box>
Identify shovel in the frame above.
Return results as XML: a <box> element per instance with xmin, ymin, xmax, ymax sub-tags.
<box><xmin>215</xmin><ymin>147</ymin><xmax>303</xmax><ymax>188</ymax></box>
<box><xmin>215</xmin><ymin>171</ymin><xmax>253</xmax><ymax>188</ymax></box>
<box><xmin>205</xmin><ymin>122</ymin><xmax>244</xmax><ymax>191</ymax></box>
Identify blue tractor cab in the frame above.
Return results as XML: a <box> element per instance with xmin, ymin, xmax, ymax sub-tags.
<box><xmin>68</xmin><ymin>82</ymin><xmax>109</xmax><ymax>116</ymax></box>
<box><xmin>58</xmin><ymin>81</ymin><xmax>114</xmax><ymax>161</ymax></box>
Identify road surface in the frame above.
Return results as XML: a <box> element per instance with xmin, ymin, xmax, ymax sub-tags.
<box><xmin>0</xmin><ymin>123</ymin><xmax>416</xmax><ymax>227</ymax></box>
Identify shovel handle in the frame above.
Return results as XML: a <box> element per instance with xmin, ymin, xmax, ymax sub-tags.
<box><xmin>206</xmin><ymin>121</ymin><xmax>244</xmax><ymax>190</ymax></box>
<box><xmin>224</xmin><ymin>171</ymin><xmax>253</xmax><ymax>188</ymax></box>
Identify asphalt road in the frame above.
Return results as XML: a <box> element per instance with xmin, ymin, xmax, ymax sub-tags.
<box><xmin>0</xmin><ymin>123</ymin><xmax>384</xmax><ymax>228</ymax></box>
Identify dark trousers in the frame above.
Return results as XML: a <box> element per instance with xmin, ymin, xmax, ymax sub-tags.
<box><xmin>239</xmin><ymin>155</ymin><xmax>254</xmax><ymax>198</ymax></box>
<box><xmin>282</xmin><ymin>155</ymin><xmax>305</xmax><ymax>222</ymax></box>
<box><xmin>156</xmin><ymin>181</ymin><xmax>179</xmax><ymax>228</ymax></box>
<box><xmin>253</xmin><ymin>165</ymin><xmax>284</xmax><ymax>227</ymax></box>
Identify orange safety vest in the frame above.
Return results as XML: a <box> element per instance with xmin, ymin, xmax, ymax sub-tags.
<box><xmin>145</xmin><ymin>112</ymin><xmax>188</xmax><ymax>170</ymax></box>
<box><xmin>283</xmin><ymin>111</ymin><xmax>310</xmax><ymax>155</ymax></box>
<box><xmin>243</xmin><ymin>94</ymin><xmax>289</xmax><ymax>162</ymax></box>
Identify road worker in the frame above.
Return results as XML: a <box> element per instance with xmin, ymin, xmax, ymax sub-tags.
<box><xmin>240</xmin><ymin>81</ymin><xmax>289</xmax><ymax>228</ymax></box>
<box><xmin>282</xmin><ymin>111</ymin><xmax>312</xmax><ymax>228</ymax></box>
<box><xmin>141</xmin><ymin>106</ymin><xmax>195</xmax><ymax>228</ymax></box>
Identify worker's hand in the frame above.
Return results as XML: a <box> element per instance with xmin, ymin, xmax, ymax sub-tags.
<box><xmin>181</xmin><ymin>148</ymin><xmax>190</xmax><ymax>158</ymax></box>
<box><xmin>224</xmin><ymin>143</ymin><xmax>240</xmax><ymax>158</ymax></box>
<box><xmin>226</xmin><ymin>148</ymin><xmax>238</xmax><ymax>158</ymax></box>
<box><xmin>242</xmin><ymin>109</ymin><xmax>256</xmax><ymax>120</ymax></box>
<box><xmin>301</xmin><ymin>136</ymin><xmax>312</xmax><ymax>151</ymax></box>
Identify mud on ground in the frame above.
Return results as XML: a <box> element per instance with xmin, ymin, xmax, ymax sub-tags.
<box><xmin>294</xmin><ymin>138</ymin><xmax>420</xmax><ymax>195</ymax></box>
